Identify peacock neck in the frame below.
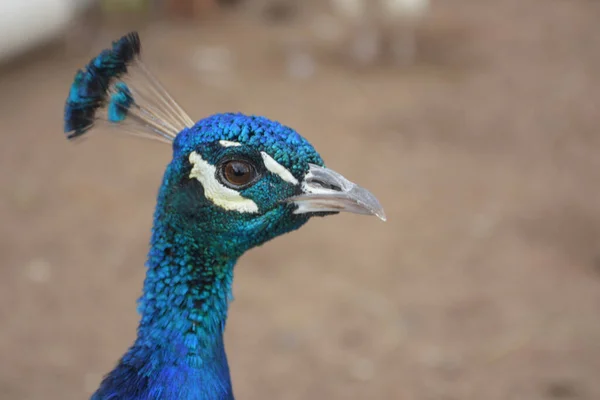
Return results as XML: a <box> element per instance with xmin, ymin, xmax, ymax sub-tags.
<box><xmin>138</xmin><ymin>237</ymin><xmax>235</xmax><ymax>361</ymax></box>
<box><xmin>129</xmin><ymin>204</ymin><xmax>239</xmax><ymax>399</ymax></box>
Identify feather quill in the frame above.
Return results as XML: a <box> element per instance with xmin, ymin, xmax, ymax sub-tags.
<box><xmin>63</xmin><ymin>32</ymin><xmax>193</xmax><ymax>143</ymax></box>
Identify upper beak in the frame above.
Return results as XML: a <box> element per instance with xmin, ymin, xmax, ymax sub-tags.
<box><xmin>285</xmin><ymin>164</ymin><xmax>386</xmax><ymax>221</ymax></box>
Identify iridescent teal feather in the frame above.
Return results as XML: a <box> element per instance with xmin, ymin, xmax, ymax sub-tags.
<box><xmin>108</xmin><ymin>82</ymin><xmax>134</xmax><ymax>123</ymax></box>
<box><xmin>64</xmin><ymin>33</ymin><xmax>141</xmax><ymax>138</ymax></box>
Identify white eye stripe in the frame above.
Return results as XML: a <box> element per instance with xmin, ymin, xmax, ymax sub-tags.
<box><xmin>260</xmin><ymin>152</ymin><xmax>298</xmax><ymax>185</ymax></box>
<box><xmin>189</xmin><ymin>151</ymin><xmax>259</xmax><ymax>213</ymax></box>
<box><xmin>219</xmin><ymin>140</ymin><xmax>241</xmax><ymax>147</ymax></box>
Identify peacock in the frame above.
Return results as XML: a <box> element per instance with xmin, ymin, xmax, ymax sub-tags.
<box><xmin>63</xmin><ymin>32</ymin><xmax>385</xmax><ymax>400</ymax></box>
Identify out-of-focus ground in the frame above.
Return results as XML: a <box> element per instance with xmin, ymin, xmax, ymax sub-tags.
<box><xmin>1</xmin><ymin>0</ymin><xmax>600</xmax><ymax>399</ymax></box>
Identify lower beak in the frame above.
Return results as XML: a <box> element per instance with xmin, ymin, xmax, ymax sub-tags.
<box><xmin>285</xmin><ymin>164</ymin><xmax>386</xmax><ymax>221</ymax></box>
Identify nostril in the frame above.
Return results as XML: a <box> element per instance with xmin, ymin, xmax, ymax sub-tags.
<box><xmin>309</xmin><ymin>178</ymin><xmax>342</xmax><ymax>192</ymax></box>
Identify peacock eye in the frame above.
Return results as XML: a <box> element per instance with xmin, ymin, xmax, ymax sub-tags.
<box><xmin>219</xmin><ymin>160</ymin><xmax>258</xmax><ymax>189</ymax></box>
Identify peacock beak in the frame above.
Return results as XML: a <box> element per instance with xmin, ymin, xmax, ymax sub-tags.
<box><xmin>285</xmin><ymin>164</ymin><xmax>386</xmax><ymax>221</ymax></box>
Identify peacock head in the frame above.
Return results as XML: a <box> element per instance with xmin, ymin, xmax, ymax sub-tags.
<box><xmin>63</xmin><ymin>32</ymin><xmax>385</xmax><ymax>258</ymax></box>
<box><xmin>157</xmin><ymin>112</ymin><xmax>385</xmax><ymax>256</ymax></box>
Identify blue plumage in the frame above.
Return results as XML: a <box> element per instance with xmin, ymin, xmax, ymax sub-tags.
<box><xmin>174</xmin><ymin>113</ymin><xmax>323</xmax><ymax>178</ymax></box>
<box><xmin>108</xmin><ymin>82</ymin><xmax>134</xmax><ymax>123</ymax></box>
<box><xmin>64</xmin><ymin>33</ymin><xmax>141</xmax><ymax>138</ymax></box>
<box><xmin>63</xmin><ymin>32</ymin><xmax>385</xmax><ymax>400</ymax></box>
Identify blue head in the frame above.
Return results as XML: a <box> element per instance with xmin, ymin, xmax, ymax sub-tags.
<box><xmin>62</xmin><ymin>31</ymin><xmax>385</xmax><ymax>249</ymax></box>
<box><xmin>157</xmin><ymin>113</ymin><xmax>323</xmax><ymax>256</ymax></box>
<box><xmin>152</xmin><ymin>111</ymin><xmax>387</xmax><ymax>261</ymax></box>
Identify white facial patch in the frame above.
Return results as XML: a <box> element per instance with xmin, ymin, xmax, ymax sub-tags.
<box><xmin>219</xmin><ymin>140</ymin><xmax>241</xmax><ymax>147</ymax></box>
<box><xmin>188</xmin><ymin>151</ymin><xmax>259</xmax><ymax>213</ymax></box>
<box><xmin>260</xmin><ymin>152</ymin><xmax>298</xmax><ymax>185</ymax></box>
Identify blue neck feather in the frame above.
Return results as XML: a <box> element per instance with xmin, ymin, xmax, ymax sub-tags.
<box><xmin>93</xmin><ymin>159</ymin><xmax>242</xmax><ymax>400</ymax></box>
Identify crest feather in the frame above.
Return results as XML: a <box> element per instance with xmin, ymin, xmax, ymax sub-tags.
<box><xmin>63</xmin><ymin>32</ymin><xmax>193</xmax><ymax>143</ymax></box>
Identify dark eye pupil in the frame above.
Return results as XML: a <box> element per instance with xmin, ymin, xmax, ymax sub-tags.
<box><xmin>231</xmin><ymin>163</ymin><xmax>247</xmax><ymax>176</ymax></box>
<box><xmin>223</xmin><ymin>161</ymin><xmax>254</xmax><ymax>186</ymax></box>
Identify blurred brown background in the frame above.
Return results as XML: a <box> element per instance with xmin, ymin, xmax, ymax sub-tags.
<box><xmin>1</xmin><ymin>0</ymin><xmax>600</xmax><ymax>399</ymax></box>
